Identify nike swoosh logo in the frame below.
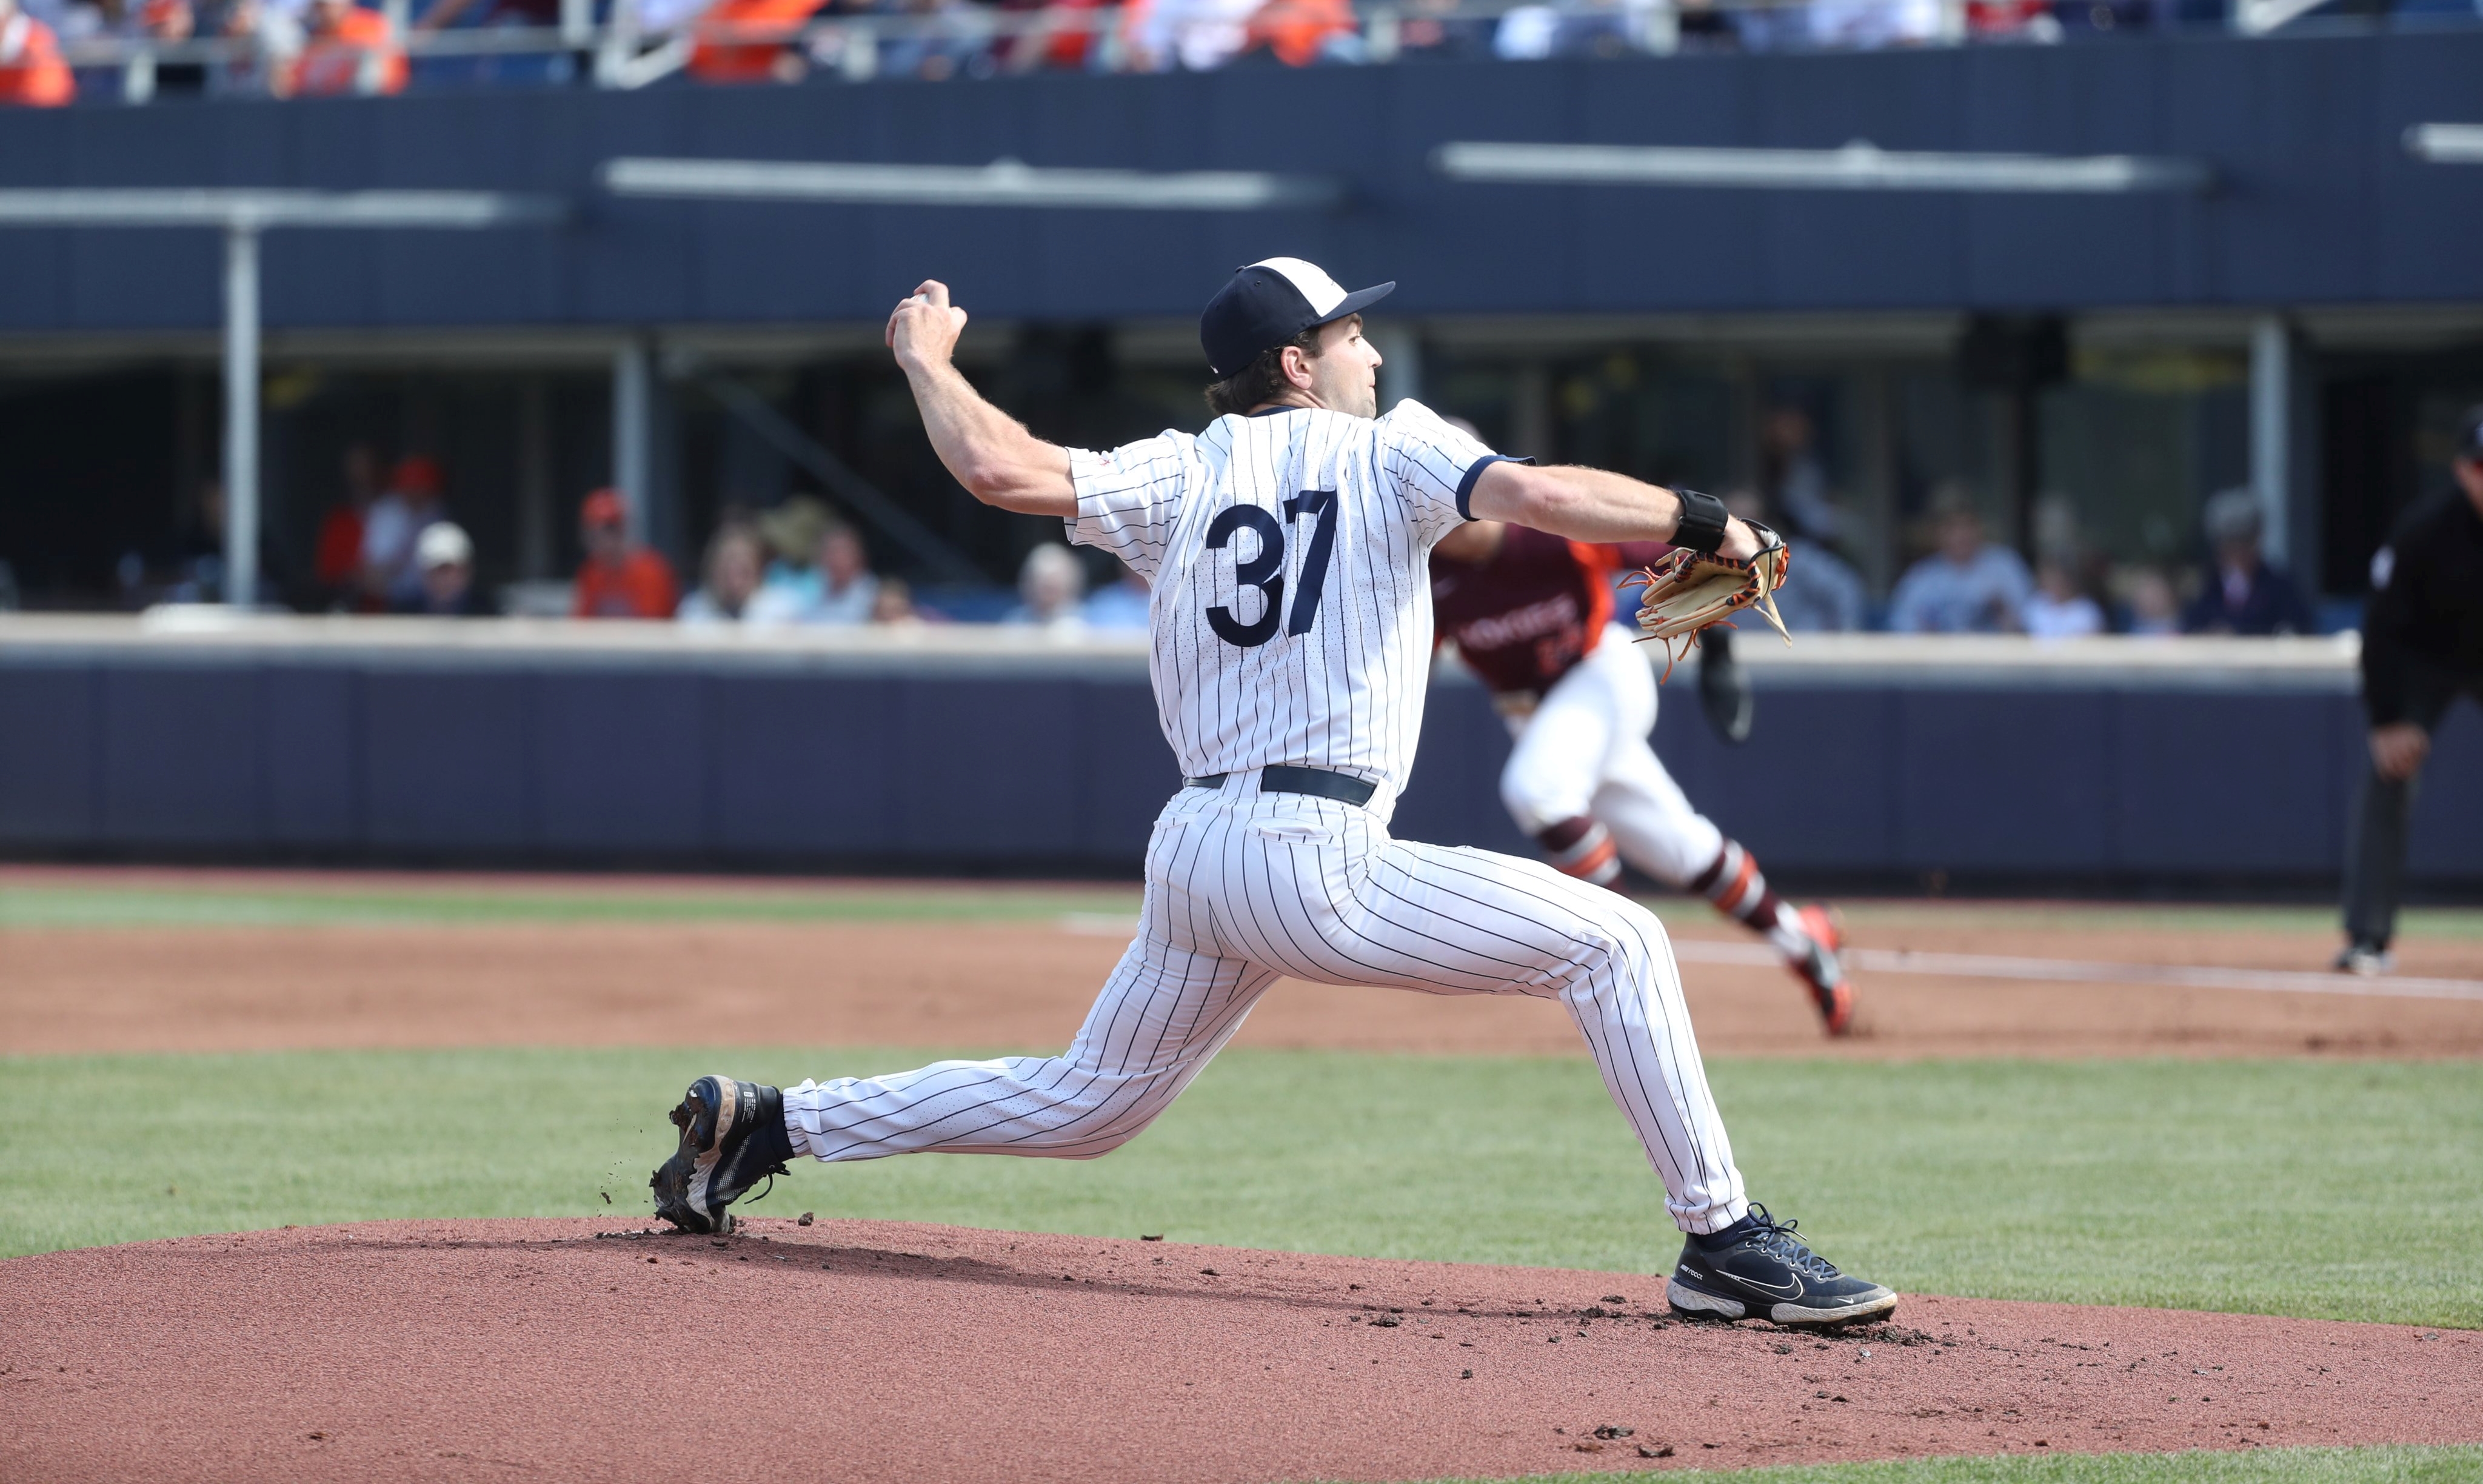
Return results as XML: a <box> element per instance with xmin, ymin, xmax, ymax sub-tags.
<box><xmin>1737</xmin><ymin>1273</ymin><xmax>1803</xmax><ymax>1298</ymax></box>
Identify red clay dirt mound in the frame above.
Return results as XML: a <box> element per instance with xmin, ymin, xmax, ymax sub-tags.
<box><xmin>6</xmin><ymin>1220</ymin><xmax>2478</xmax><ymax>1484</ymax></box>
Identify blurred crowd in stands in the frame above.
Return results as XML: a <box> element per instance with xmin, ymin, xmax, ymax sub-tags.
<box><xmin>1705</xmin><ymin>402</ymin><xmax>2320</xmax><ymax>638</ymax></box>
<box><xmin>1</xmin><ymin>0</ymin><xmax>2405</xmax><ymax>107</ymax></box>
<box><xmin>101</xmin><ymin>426</ymin><xmax>2324</xmax><ymax>641</ymax></box>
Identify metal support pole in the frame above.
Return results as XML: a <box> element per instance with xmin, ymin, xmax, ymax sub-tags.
<box><xmin>2250</xmin><ymin>313</ymin><xmax>2291</xmax><ymax>569</ymax></box>
<box><xmin>612</xmin><ymin>334</ymin><xmax>652</xmax><ymax>545</ymax></box>
<box><xmin>222</xmin><ymin>222</ymin><xmax>261</xmax><ymax>608</ymax></box>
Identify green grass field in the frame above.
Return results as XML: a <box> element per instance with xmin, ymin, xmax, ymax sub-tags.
<box><xmin>6</xmin><ymin>1047</ymin><xmax>2477</xmax><ymax>1329</ymax></box>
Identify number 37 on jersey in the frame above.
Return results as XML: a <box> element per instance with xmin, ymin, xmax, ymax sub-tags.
<box><xmin>1203</xmin><ymin>490</ymin><xmax>1340</xmax><ymax>649</ymax></box>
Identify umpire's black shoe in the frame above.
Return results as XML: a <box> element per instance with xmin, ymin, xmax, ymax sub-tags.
<box><xmin>1668</xmin><ymin>1205</ymin><xmax>1897</xmax><ymax>1326</ymax></box>
<box><xmin>650</xmin><ymin>1075</ymin><xmax>794</xmax><ymax>1235</ymax></box>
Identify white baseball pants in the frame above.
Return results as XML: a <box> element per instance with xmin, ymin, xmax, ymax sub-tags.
<box><xmin>1498</xmin><ymin>629</ymin><xmax>1725</xmax><ymax>887</ymax></box>
<box><xmin>782</xmin><ymin>774</ymin><xmax>1751</xmax><ymax>1235</ymax></box>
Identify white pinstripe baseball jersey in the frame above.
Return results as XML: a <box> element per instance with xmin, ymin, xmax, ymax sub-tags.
<box><xmin>1066</xmin><ymin>399</ymin><xmax>1514</xmax><ymax>803</ymax></box>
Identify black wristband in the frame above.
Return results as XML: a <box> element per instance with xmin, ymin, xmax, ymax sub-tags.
<box><xmin>1672</xmin><ymin>488</ymin><xmax>1729</xmax><ymax>555</ymax></box>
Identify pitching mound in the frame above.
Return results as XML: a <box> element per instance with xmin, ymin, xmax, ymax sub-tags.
<box><xmin>5</xmin><ymin>1221</ymin><xmax>2477</xmax><ymax>1483</ymax></box>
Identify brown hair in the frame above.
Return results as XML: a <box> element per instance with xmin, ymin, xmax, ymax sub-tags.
<box><xmin>1204</xmin><ymin>326</ymin><xmax>1323</xmax><ymax>418</ymax></box>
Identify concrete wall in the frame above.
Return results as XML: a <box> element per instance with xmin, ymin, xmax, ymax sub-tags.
<box><xmin>4</xmin><ymin>623</ymin><xmax>2475</xmax><ymax>889</ymax></box>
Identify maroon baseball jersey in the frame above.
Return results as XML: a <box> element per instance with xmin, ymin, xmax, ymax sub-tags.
<box><xmin>1431</xmin><ymin>525</ymin><xmax>1672</xmax><ymax>697</ymax></box>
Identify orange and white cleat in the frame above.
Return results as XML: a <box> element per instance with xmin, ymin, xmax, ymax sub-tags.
<box><xmin>1790</xmin><ymin>904</ymin><xmax>1854</xmax><ymax>1037</ymax></box>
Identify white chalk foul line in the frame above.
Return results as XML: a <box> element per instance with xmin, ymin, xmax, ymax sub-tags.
<box><xmin>1667</xmin><ymin>938</ymin><xmax>2483</xmax><ymax>1004</ymax></box>
<box><xmin>1061</xmin><ymin>913</ymin><xmax>2483</xmax><ymax>1004</ymax></box>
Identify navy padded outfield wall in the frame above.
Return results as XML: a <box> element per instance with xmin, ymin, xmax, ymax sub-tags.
<box><xmin>2</xmin><ymin>647</ymin><xmax>2477</xmax><ymax>887</ymax></box>
<box><xmin>0</xmin><ymin>32</ymin><xmax>2479</xmax><ymax>335</ymax></box>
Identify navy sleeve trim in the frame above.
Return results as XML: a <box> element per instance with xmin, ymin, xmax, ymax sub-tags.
<box><xmin>1455</xmin><ymin>455</ymin><xmax>1533</xmax><ymax>522</ymax></box>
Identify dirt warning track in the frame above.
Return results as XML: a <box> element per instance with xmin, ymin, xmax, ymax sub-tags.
<box><xmin>3</xmin><ymin>1218</ymin><xmax>2477</xmax><ymax>1484</ymax></box>
<box><xmin>7</xmin><ymin>913</ymin><xmax>2482</xmax><ymax>1059</ymax></box>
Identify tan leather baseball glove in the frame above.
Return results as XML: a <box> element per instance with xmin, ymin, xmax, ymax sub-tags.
<box><xmin>1626</xmin><ymin>521</ymin><xmax>1793</xmax><ymax>678</ymax></box>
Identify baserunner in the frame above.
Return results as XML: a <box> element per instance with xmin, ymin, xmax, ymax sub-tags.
<box><xmin>651</xmin><ymin>258</ymin><xmax>1897</xmax><ymax>1327</ymax></box>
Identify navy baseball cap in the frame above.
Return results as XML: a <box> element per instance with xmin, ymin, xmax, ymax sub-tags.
<box><xmin>1200</xmin><ymin>258</ymin><xmax>1395</xmax><ymax>379</ymax></box>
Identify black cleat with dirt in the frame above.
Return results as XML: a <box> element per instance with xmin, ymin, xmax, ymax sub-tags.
<box><xmin>650</xmin><ymin>1075</ymin><xmax>794</xmax><ymax>1235</ymax></box>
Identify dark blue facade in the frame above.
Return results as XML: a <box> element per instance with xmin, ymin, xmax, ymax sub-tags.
<box><xmin>5</xmin><ymin>646</ymin><xmax>2477</xmax><ymax>887</ymax></box>
<box><xmin>2</xmin><ymin>32</ymin><xmax>2480</xmax><ymax>335</ymax></box>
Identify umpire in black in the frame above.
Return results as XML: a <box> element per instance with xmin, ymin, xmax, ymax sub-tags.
<box><xmin>2338</xmin><ymin>406</ymin><xmax>2483</xmax><ymax>974</ymax></box>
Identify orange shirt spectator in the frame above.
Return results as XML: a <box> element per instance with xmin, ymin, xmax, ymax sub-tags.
<box><xmin>1245</xmin><ymin>0</ymin><xmax>1349</xmax><ymax>65</ymax></box>
<box><xmin>572</xmin><ymin>488</ymin><xmax>681</xmax><ymax>620</ymax></box>
<box><xmin>689</xmin><ymin>0</ymin><xmax>824</xmax><ymax>84</ymax></box>
<box><xmin>0</xmin><ymin>0</ymin><xmax>75</xmax><ymax>107</ymax></box>
<box><xmin>283</xmin><ymin>0</ymin><xmax>407</xmax><ymax>96</ymax></box>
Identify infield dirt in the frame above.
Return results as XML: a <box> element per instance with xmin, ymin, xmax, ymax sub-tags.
<box><xmin>4</xmin><ymin>892</ymin><xmax>2479</xmax><ymax>1058</ymax></box>
<box><xmin>5</xmin><ymin>1217</ymin><xmax>2479</xmax><ymax>1483</ymax></box>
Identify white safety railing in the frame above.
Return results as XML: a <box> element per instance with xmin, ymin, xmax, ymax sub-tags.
<box><xmin>48</xmin><ymin>0</ymin><xmax>2410</xmax><ymax>104</ymax></box>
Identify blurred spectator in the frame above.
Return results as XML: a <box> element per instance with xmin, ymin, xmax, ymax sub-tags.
<box><xmin>877</xmin><ymin>0</ymin><xmax>981</xmax><ymax>79</ymax></box>
<box><xmin>1723</xmin><ymin>487</ymin><xmax>1862</xmax><ymax>632</ymax></box>
<box><xmin>570</xmin><ymin>488</ymin><xmax>680</xmax><ymax>619</ymax></box>
<box><xmin>1392</xmin><ymin>0</ymin><xmax>1492</xmax><ymax>56</ymax></box>
<box><xmin>1125</xmin><ymin>0</ymin><xmax>1255</xmax><ymax>70</ymax></box>
<box><xmin>134</xmin><ymin>0</ymin><xmax>209</xmax><ymax>94</ymax></box>
<box><xmin>997</xmin><ymin>0</ymin><xmax>1108</xmax><ymax>70</ymax></box>
<box><xmin>1887</xmin><ymin>496</ymin><xmax>2032</xmax><ymax>633</ymax></box>
<box><xmin>755</xmin><ymin>496</ymin><xmax>830</xmax><ymax>610</ymax></box>
<box><xmin>2022</xmin><ymin>555</ymin><xmax>2105</xmax><ymax>639</ymax></box>
<box><xmin>395</xmin><ymin>521</ymin><xmax>489</xmax><ymax>615</ymax></box>
<box><xmin>871</xmin><ymin>575</ymin><xmax>923</xmax><ymax>626</ymax></box>
<box><xmin>2114</xmin><ymin>565</ymin><xmax>2181</xmax><ymax>637</ymax></box>
<box><xmin>360</xmin><ymin>454</ymin><xmax>446</xmax><ymax>609</ymax></box>
<box><xmin>689</xmin><ymin>0</ymin><xmax>821</xmax><ymax>82</ymax></box>
<box><xmin>1006</xmin><ymin>541</ymin><xmax>1086</xmax><ymax>630</ymax></box>
<box><xmin>156</xmin><ymin>479</ymin><xmax>284</xmax><ymax>604</ymax></box>
<box><xmin>1967</xmin><ymin>0</ymin><xmax>2061</xmax><ymax>38</ymax></box>
<box><xmin>804</xmin><ymin>522</ymin><xmax>879</xmax><ymax>624</ymax></box>
<box><xmin>678</xmin><ymin>523</ymin><xmax>769</xmax><ymax>625</ymax></box>
<box><xmin>1242</xmin><ymin>0</ymin><xmax>1355</xmax><ymax>64</ymax></box>
<box><xmin>415</xmin><ymin>0</ymin><xmax>560</xmax><ymax>36</ymax></box>
<box><xmin>1806</xmin><ymin>0</ymin><xmax>1942</xmax><ymax>44</ymax></box>
<box><xmin>2180</xmin><ymin>487</ymin><xmax>2316</xmax><ymax>635</ymax></box>
<box><xmin>214</xmin><ymin>0</ymin><xmax>304</xmax><ymax>95</ymax></box>
<box><xmin>1080</xmin><ymin>556</ymin><xmax>1151</xmax><ymax>629</ymax></box>
<box><xmin>281</xmin><ymin>0</ymin><xmax>405</xmax><ymax>96</ymax></box>
<box><xmin>1761</xmin><ymin>406</ymin><xmax>1841</xmax><ymax>544</ymax></box>
<box><xmin>312</xmin><ymin>442</ymin><xmax>383</xmax><ymax>610</ymax></box>
<box><xmin>0</xmin><ymin>0</ymin><xmax>75</xmax><ymax>106</ymax></box>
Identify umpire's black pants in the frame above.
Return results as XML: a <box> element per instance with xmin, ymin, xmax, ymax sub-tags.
<box><xmin>2342</xmin><ymin>655</ymin><xmax>2482</xmax><ymax>948</ymax></box>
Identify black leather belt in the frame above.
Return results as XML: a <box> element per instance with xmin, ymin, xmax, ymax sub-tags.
<box><xmin>1185</xmin><ymin>764</ymin><xmax>1377</xmax><ymax>807</ymax></box>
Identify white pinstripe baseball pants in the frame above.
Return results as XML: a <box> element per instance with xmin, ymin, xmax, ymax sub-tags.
<box><xmin>782</xmin><ymin>775</ymin><xmax>1749</xmax><ymax>1234</ymax></box>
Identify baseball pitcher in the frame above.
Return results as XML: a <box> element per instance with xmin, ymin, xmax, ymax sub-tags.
<box><xmin>650</xmin><ymin>258</ymin><xmax>1895</xmax><ymax>1326</ymax></box>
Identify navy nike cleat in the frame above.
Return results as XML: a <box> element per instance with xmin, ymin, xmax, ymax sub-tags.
<box><xmin>1668</xmin><ymin>1205</ymin><xmax>1897</xmax><ymax>1327</ymax></box>
<box><xmin>650</xmin><ymin>1075</ymin><xmax>794</xmax><ymax>1235</ymax></box>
